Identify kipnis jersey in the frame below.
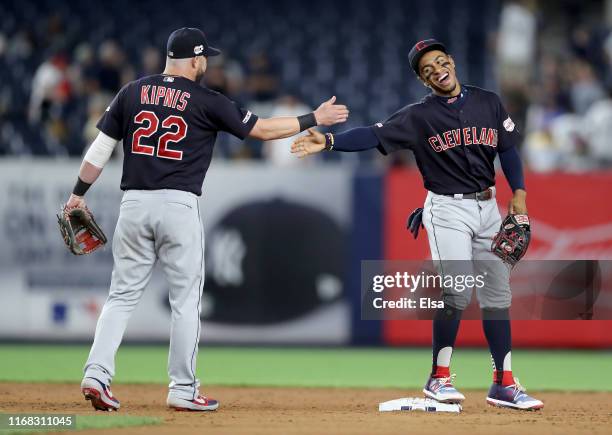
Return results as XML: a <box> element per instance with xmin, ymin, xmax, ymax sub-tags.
<box><xmin>97</xmin><ymin>74</ymin><xmax>258</xmax><ymax>195</ymax></box>
<box><xmin>372</xmin><ymin>85</ymin><xmax>519</xmax><ymax>195</ymax></box>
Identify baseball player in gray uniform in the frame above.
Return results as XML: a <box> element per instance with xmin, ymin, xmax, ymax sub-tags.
<box><xmin>292</xmin><ymin>39</ymin><xmax>542</xmax><ymax>410</ymax></box>
<box><xmin>68</xmin><ymin>28</ymin><xmax>348</xmax><ymax>412</ymax></box>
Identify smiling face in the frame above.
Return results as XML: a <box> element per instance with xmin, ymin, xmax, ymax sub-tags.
<box><xmin>418</xmin><ymin>50</ymin><xmax>460</xmax><ymax>97</ymax></box>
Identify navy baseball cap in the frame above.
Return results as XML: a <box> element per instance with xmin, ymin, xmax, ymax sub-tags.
<box><xmin>408</xmin><ymin>39</ymin><xmax>447</xmax><ymax>75</ymax></box>
<box><xmin>167</xmin><ymin>27</ymin><xmax>221</xmax><ymax>59</ymax></box>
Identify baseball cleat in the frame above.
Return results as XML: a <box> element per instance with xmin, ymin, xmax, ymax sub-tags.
<box><xmin>423</xmin><ymin>374</ymin><xmax>465</xmax><ymax>403</ymax></box>
<box><xmin>167</xmin><ymin>394</ymin><xmax>219</xmax><ymax>411</ymax></box>
<box><xmin>486</xmin><ymin>378</ymin><xmax>543</xmax><ymax>410</ymax></box>
<box><xmin>81</xmin><ymin>377</ymin><xmax>120</xmax><ymax>411</ymax></box>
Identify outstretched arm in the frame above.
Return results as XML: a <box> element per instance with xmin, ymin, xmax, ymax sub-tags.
<box><xmin>66</xmin><ymin>132</ymin><xmax>119</xmax><ymax>208</ymax></box>
<box><xmin>291</xmin><ymin>126</ymin><xmax>379</xmax><ymax>157</ymax></box>
<box><xmin>249</xmin><ymin>96</ymin><xmax>349</xmax><ymax>141</ymax></box>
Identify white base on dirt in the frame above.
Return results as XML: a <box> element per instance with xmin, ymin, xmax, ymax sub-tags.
<box><xmin>379</xmin><ymin>397</ymin><xmax>462</xmax><ymax>413</ymax></box>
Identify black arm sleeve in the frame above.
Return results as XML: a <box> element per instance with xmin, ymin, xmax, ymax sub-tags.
<box><xmin>207</xmin><ymin>93</ymin><xmax>259</xmax><ymax>139</ymax></box>
<box><xmin>331</xmin><ymin>126</ymin><xmax>380</xmax><ymax>152</ymax></box>
<box><xmin>370</xmin><ymin>105</ymin><xmax>417</xmax><ymax>155</ymax></box>
<box><xmin>499</xmin><ymin>146</ymin><xmax>526</xmax><ymax>192</ymax></box>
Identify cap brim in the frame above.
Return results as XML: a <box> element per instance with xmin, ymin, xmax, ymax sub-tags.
<box><xmin>204</xmin><ymin>46</ymin><xmax>221</xmax><ymax>57</ymax></box>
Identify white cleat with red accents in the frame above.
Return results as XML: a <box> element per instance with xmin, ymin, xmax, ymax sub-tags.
<box><xmin>81</xmin><ymin>377</ymin><xmax>120</xmax><ymax>411</ymax></box>
<box><xmin>167</xmin><ymin>393</ymin><xmax>219</xmax><ymax>411</ymax></box>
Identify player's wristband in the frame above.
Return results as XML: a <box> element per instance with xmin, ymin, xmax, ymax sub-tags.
<box><xmin>73</xmin><ymin>177</ymin><xmax>92</xmax><ymax>196</ymax></box>
<box><xmin>324</xmin><ymin>133</ymin><xmax>334</xmax><ymax>151</ymax></box>
<box><xmin>297</xmin><ymin>113</ymin><xmax>317</xmax><ymax>132</ymax></box>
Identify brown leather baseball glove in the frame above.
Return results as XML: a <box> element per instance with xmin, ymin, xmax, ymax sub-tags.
<box><xmin>57</xmin><ymin>204</ymin><xmax>107</xmax><ymax>255</ymax></box>
<box><xmin>491</xmin><ymin>214</ymin><xmax>531</xmax><ymax>266</ymax></box>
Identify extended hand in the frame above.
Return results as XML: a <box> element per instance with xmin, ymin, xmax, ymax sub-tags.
<box><xmin>508</xmin><ymin>189</ymin><xmax>527</xmax><ymax>215</ymax></box>
<box><xmin>291</xmin><ymin>128</ymin><xmax>326</xmax><ymax>158</ymax></box>
<box><xmin>313</xmin><ymin>96</ymin><xmax>349</xmax><ymax>126</ymax></box>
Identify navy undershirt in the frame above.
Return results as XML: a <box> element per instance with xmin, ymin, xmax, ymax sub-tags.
<box><xmin>498</xmin><ymin>146</ymin><xmax>525</xmax><ymax>191</ymax></box>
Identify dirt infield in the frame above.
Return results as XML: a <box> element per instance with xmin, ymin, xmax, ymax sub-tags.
<box><xmin>0</xmin><ymin>383</ymin><xmax>610</xmax><ymax>435</ymax></box>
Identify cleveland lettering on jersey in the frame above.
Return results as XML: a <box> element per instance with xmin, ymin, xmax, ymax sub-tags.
<box><xmin>372</xmin><ymin>85</ymin><xmax>520</xmax><ymax>195</ymax></box>
<box><xmin>427</xmin><ymin>127</ymin><xmax>498</xmax><ymax>152</ymax></box>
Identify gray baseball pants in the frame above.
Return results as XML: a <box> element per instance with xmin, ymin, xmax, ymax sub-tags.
<box><xmin>84</xmin><ymin>189</ymin><xmax>204</xmax><ymax>400</ymax></box>
<box><xmin>422</xmin><ymin>189</ymin><xmax>512</xmax><ymax>310</ymax></box>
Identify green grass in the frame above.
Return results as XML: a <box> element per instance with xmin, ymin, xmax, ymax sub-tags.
<box><xmin>0</xmin><ymin>345</ymin><xmax>609</xmax><ymax>392</ymax></box>
<box><xmin>1</xmin><ymin>415</ymin><xmax>161</xmax><ymax>434</ymax></box>
<box><xmin>75</xmin><ymin>415</ymin><xmax>161</xmax><ymax>430</ymax></box>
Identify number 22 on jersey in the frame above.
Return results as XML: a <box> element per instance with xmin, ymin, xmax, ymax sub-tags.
<box><xmin>131</xmin><ymin>110</ymin><xmax>188</xmax><ymax>160</ymax></box>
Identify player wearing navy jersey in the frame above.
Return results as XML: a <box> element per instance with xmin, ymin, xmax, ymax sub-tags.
<box><xmin>67</xmin><ymin>27</ymin><xmax>349</xmax><ymax>412</ymax></box>
<box><xmin>292</xmin><ymin>39</ymin><xmax>543</xmax><ymax>411</ymax></box>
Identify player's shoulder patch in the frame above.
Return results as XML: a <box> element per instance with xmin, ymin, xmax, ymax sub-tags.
<box><xmin>503</xmin><ymin>116</ymin><xmax>515</xmax><ymax>132</ymax></box>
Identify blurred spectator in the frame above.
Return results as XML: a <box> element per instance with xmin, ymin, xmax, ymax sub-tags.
<box><xmin>582</xmin><ymin>87</ymin><xmax>612</xmax><ymax>167</ymax></box>
<box><xmin>66</xmin><ymin>43</ymin><xmax>96</xmax><ymax>101</ymax></box>
<box><xmin>496</xmin><ymin>0</ymin><xmax>537</xmax><ymax>87</ymax></box>
<box><xmin>246</xmin><ymin>52</ymin><xmax>279</xmax><ymax>102</ymax></box>
<box><xmin>263</xmin><ymin>95</ymin><xmax>313</xmax><ymax>166</ymax></box>
<box><xmin>28</xmin><ymin>54</ymin><xmax>71</xmax><ymax>126</ymax></box>
<box><xmin>203</xmin><ymin>55</ymin><xmax>245</xmax><ymax>98</ymax></box>
<box><xmin>0</xmin><ymin>33</ymin><xmax>7</xmax><ymax>58</ymax></box>
<box><xmin>524</xmin><ymin>129</ymin><xmax>558</xmax><ymax>172</ymax></box>
<box><xmin>139</xmin><ymin>46</ymin><xmax>162</xmax><ymax>78</ymax></box>
<box><xmin>85</xmin><ymin>41</ymin><xmax>130</xmax><ymax>95</ymax></box>
<box><xmin>6</xmin><ymin>30</ymin><xmax>33</xmax><ymax>61</ymax></box>
<box><xmin>82</xmin><ymin>93</ymin><xmax>111</xmax><ymax>146</ymax></box>
<box><xmin>604</xmin><ymin>30</ymin><xmax>612</xmax><ymax>86</ymax></box>
<box><xmin>570</xmin><ymin>25</ymin><xmax>608</xmax><ymax>74</ymax></box>
<box><xmin>205</xmin><ymin>60</ymin><xmax>229</xmax><ymax>93</ymax></box>
<box><xmin>1</xmin><ymin>0</ymin><xmax>609</xmax><ymax>167</ymax></box>
<box><xmin>569</xmin><ymin>59</ymin><xmax>606</xmax><ymax>115</ymax></box>
<box><xmin>245</xmin><ymin>52</ymin><xmax>279</xmax><ymax>119</ymax></box>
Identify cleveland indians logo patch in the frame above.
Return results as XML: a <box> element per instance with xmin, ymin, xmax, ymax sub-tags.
<box><xmin>503</xmin><ymin>116</ymin><xmax>515</xmax><ymax>132</ymax></box>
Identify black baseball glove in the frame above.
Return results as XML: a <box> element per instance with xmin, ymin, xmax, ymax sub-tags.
<box><xmin>57</xmin><ymin>204</ymin><xmax>107</xmax><ymax>255</ymax></box>
<box><xmin>491</xmin><ymin>214</ymin><xmax>531</xmax><ymax>266</ymax></box>
<box><xmin>407</xmin><ymin>207</ymin><xmax>424</xmax><ymax>239</ymax></box>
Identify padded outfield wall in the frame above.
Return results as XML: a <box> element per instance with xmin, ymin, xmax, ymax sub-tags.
<box><xmin>0</xmin><ymin>159</ymin><xmax>609</xmax><ymax>347</ymax></box>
